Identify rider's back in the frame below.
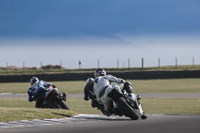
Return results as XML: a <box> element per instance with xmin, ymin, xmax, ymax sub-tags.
<box><xmin>94</xmin><ymin>76</ymin><xmax>110</xmax><ymax>92</ymax></box>
<box><xmin>94</xmin><ymin>74</ymin><xmax>123</xmax><ymax>92</ymax></box>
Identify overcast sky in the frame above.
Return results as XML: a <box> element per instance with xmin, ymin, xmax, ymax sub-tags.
<box><xmin>0</xmin><ymin>0</ymin><xmax>200</xmax><ymax>68</ymax></box>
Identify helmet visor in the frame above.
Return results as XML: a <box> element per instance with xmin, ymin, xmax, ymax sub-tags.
<box><xmin>31</xmin><ymin>79</ymin><xmax>37</xmax><ymax>86</ymax></box>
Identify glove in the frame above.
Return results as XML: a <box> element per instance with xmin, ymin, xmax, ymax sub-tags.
<box><xmin>53</xmin><ymin>85</ymin><xmax>56</xmax><ymax>88</ymax></box>
<box><xmin>121</xmin><ymin>79</ymin><xmax>126</xmax><ymax>83</ymax></box>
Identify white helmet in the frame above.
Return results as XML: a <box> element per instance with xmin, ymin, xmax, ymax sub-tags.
<box><xmin>86</xmin><ymin>78</ymin><xmax>94</xmax><ymax>84</ymax></box>
<box><xmin>30</xmin><ymin>77</ymin><xmax>39</xmax><ymax>87</ymax></box>
<box><xmin>94</xmin><ymin>69</ymin><xmax>106</xmax><ymax>78</ymax></box>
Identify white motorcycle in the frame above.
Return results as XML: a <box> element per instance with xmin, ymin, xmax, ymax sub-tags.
<box><xmin>103</xmin><ymin>83</ymin><xmax>146</xmax><ymax>120</ymax></box>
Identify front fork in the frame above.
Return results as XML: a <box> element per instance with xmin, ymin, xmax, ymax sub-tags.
<box><xmin>128</xmin><ymin>93</ymin><xmax>144</xmax><ymax>115</ymax></box>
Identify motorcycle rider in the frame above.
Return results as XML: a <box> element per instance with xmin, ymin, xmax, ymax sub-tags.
<box><xmin>27</xmin><ymin>77</ymin><xmax>61</xmax><ymax>108</ymax></box>
<box><xmin>84</xmin><ymin>78</ymin><xmax>105</xmax><ymax>114</ymax></box>
<box><xmin>93</xmin><ymin>69</ymin><xmax>147</xmax><ymax>119</ymax></box>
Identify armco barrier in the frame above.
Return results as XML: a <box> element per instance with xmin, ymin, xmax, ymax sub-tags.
<box><xmin>0</xmin><ymin>70</ymin><xmax>200</xmax><ymax>83</ymax></box>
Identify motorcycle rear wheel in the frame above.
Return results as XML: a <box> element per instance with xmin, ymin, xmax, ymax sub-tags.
<box><xmin>115</xmin><ymin>97</ymin><xmax>139</xmax><ymax>120</ymax></box>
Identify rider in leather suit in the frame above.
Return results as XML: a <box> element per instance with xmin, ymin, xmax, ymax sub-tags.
<box><xmin>27</xmin><ymin>77</ymin><xmax>56</xmax><ymax>108</ymax></box>
<box><xmin>93</xmin><ymin>69</ymin><xmax>147</xmax><ymax>119</ymax></box>
<box><xmin>84</xmin><ymin>78</ymin><xmax>105</xmax><ymax>114</ymax></box>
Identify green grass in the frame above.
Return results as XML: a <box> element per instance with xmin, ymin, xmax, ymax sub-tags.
<box><xmin>66</xmin><ymin>98</ymin><xmax>200</xmax><ymax>115</ymax></box>
<box><xmin>0</xmin><ymin>78</ymin><xmax>199</xmax><ymax>94</ymax></box>
<box><xmin>0</xmin><ymin>78</ymin><xmax>200</xmax><ymax>122</ymax></box>
<box><xmin>0</xmin><ymin>97</ymin><xmax>199</xmax><ymax>122</ymax></box>
<box><xmin>1</xmin><ymin>65</ymin><xmax>200</xmax><ymax>75</ymax></box>
<box><xmin>132</xmin><ymin>78</ymin><xmax>200</xmax><ymax>93</ymax></box>
<box><xmin>0</xmin><ymin>98</ymin><xmax>102</xmax><ymax>114</ymax></box>
<box><xmin>0</xmin><ymin>81</ymin><xmax>86</xmax><ymax>94</ymax></box>
<box><xmin>0</xmin><ymin>98</ymin><xmax>77</xmax><ymax>122</ymax></box>
<box><xmin>0</xmin><ymin>107</ymin><xmax>77</xmax><ymax>122</ymax></box>
<box><xmin>142</xmin><ymin>98</ymin><xmax>200</xmax><ymax>114</ymax></box>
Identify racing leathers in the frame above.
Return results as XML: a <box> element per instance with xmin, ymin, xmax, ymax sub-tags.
<box><xmin>93</xmin><ymin>74</ymin><xmax>146</xmax><ymax>118</ymax></box>
<box><xmin>27</xmin><ymin>80</ymin><xmax>56</xmax><ymax>108</ymax></box>
<box><xmin>93</xmin><ymin>74</ymin><xmax>125</xmax><ymax>115</ymax></box>
<box><xmin>84</xmin><ymin>80</ymin><xmax>105</xmax><ymax>113</ymax></box>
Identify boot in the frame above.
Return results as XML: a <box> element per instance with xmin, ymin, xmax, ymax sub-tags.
<box><xmin>138</xmin><ymin>104</ymin><xmax>147</xmax><ymax>119</ymax></box>
<box><xmin>141</xmin><ymin>114</ymin><xmax>147</xmax><ymax>119</ymax></box>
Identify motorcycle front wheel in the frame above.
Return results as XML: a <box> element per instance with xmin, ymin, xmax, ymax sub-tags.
<box><xmin>55</xmin><ymin>99</ymin><xmax>70</xmax><ymax>110</ymax></box>
<box><xmin>115</xmin><ymin>97</ymin><xmax>140</xmax><ymax>120</ymax></box>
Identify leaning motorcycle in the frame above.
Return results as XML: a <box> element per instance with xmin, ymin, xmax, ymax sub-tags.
<box><xmin>35</xmin><ymin>84</ymin><xmax>70</xmax><ymax>110</ymax></box>
<box><xmin>105</xmin><ymin>83</ymin><xmax>143</xmax><ymax>120</ymax></box>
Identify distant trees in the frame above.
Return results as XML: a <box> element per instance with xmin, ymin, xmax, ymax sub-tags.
<box><xmin>0</xmin><ymin>65</ymin><xmax>63</xmax><ymax>70</ymax></box>
<box><xmin>41</xmin><ymin>65</ymin><xmax>62</xmax><ymax>69</ymax></box>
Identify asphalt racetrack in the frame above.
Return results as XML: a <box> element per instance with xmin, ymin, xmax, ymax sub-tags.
<box><xmin>0</xmin><ymin>93</ymin><xmax>200</xmax><ymax>133</ymax></box>
<box><xmin>0</xmin><ymin>114</ymin><xmax>200</xmax><ymax>133</ymax></box>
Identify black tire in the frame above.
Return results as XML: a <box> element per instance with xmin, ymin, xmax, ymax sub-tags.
<box><xmin>115</xmin><ymin>97</ymin><xmax>140</xmax><ymax>120</ymax></box>
<box><xmin>55</xmin><ymin>100</ymin><xmax>70</xmax><ymax>110</ymax></box>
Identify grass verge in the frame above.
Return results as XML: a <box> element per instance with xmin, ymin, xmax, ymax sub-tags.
<box><xmin>70</xmin><ymin>97</ymin><xmax>200</xmax><ymax>115</ymax></box>
<box><xmin>141</xmin><ymin>98</ymin><xmax>200</xmax><ymax>114</ymax></box>
<box><xmin>0</xmin><ymin>78</ymin><xmax>199</xmax><ymax>122</ymax></box>
<box><xmin>0</xmin><ymin>107</ymin><xmax>77</xmax><ymax>122</ymax></box>
<box><xmin>0</xmin><ymin>97</ymin><xmax>199</xmax><ymax>122</ymax></box>
<box><xmin>0</xmin><ymin>78</ymin><xmax>200</xmax><ymax>94</ymax></box>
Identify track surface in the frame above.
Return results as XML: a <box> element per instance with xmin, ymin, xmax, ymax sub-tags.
<box><xmin>0</xmin><ymin>93</ymin><xmax>200</xmax><ymax>133</ymax></box>
<box><xmin>0</xmin><ymin>114</ymin><xmax>200</xmax><ymax>133</ymax></box>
